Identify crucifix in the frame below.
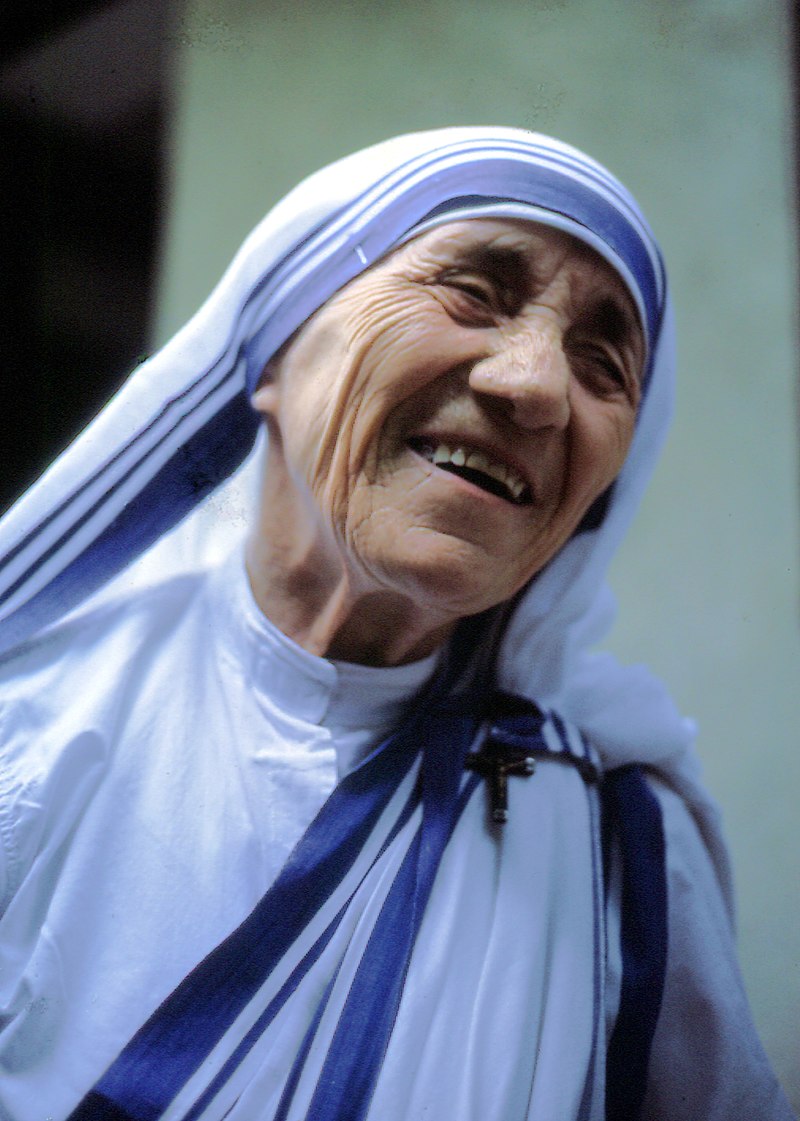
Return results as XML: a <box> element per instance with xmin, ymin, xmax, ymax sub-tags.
<box><xmin>465</xmin><ymin>736</ymin><xmax>537</xmax><ymax>823</ymax></box>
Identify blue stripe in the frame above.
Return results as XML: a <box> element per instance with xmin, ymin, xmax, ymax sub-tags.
<box><xmin>270</xmin><ymin>785</ymin><xmax>486</xmax><ymax>1121</ymax></box>
<box><xmin>0</xmin><ymin>360</ymin><xmax>244</xmax><ymax>589</ymax></box>
<box><xmin>66</xmin><ymin>695</ymin><xmax>605</xmax><ymax>1121</ymax></box>
<box><xmin>0</xmin><ymin>212</ymin><xmax>337</xmax><ymax>609</ymax></box>
<box><xmin>183</xmin><ymin>905</ymin><xmax>345</xmax><ymax>1121</ymax></box>
<box><xmin>244</xmin><ymin>152</ymin><xmax>664</xmax><ymax>395</ymax></box>
<box><xmin>180</xmin><ymin>763</ymin><xmax>424</xmax><ymax>1121</ymax></box>
<box><xmin>271</xmin><ymin>960</ymin><xmax>344</xmax><ymax>1121</ymax></box>
<box><xmin>0</xmin><ymin>393</ymin><xmax>259</xmax><ymax>657</ymax></box>
<box><xmin>603</xmin><ymin>766</ymin><xmax>668</xmax><ymax>1121</ymax></box>
<box><xmin>66</xmin><ymin>1095</ymin><xmax>137</xmax><ymax>1121</ymax></box>
<box><xmin>300</xmin><ymin>719</ymin><xmax>482</xmax><ymax>1121</ymax></box>
<box><xmin>0</xmin><ymin>209</ymin><xmax>340</xmax><ymax>593</ymax></box>
<box><xmin>66</xmin><ymin>721</ymin><xmax>424</xmax><ymax>1121</ymax></box>
<box><xmin>577</xmin><ymin>783</ymin><xmax>605</xmax><ymax>1121</ymax></box>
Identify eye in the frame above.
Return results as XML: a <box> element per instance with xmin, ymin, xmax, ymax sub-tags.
<box><xmin>445</xmin><ymin>275</ymin><xmax>494</xmax><ymax>303</ymax></box>
<box><xmin>434</xmin><ymin>270</ymin><xmax>507</xmax><ymax>326</ymax></box>
<box><xmin>567</xmin><ymin>297</ymin><xmax>644</xmax><ymax>402</ymax></box>
<box><xmin>569</xmin><ymin>342</ymin><xmax>634</xmax><ymax>399</ymax></box>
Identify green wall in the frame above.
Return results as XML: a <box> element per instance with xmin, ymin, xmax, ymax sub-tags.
<box><xmin>156</xmin><ymin>0</ymin><xmax>799</xmax><ymax>1103</ymax></box>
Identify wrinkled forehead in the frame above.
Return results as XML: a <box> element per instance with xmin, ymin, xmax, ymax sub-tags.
<box><xmin>391</xmin><ymin>201</ymin><xmax>648</xmax><ymax>335</ymax></box>
<box><xmin>243</xmin><ymin>133</ymin><xmax>665</xmax><ymax>395</ymax></box>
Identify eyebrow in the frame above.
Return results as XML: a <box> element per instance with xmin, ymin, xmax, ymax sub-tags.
<box><xmin>582</xmin><ymin>295</ymin><xmax>642</xmax><ymax>351</ymax></box>
<box><xmin>446</xmin><ymin>239</ymin><xmax>643</xmax><ymax>353</ymax></box>
<box><xmin>454</xmin><ymin>244</ymin><xmax>532</xmax><ymax>293</ymax></box>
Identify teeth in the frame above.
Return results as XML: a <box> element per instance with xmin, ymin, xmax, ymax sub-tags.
<box><xmin>467</xmin><ymin>451</ymin><xmax>509</xmax><ymax>488</ymax></box>
<box><xmin>423</xmin><ymin>442</ymin><xmax>526</xmax><ymax>501</ymax></box>
<box><xmin>432</xmin><ymin>444</ymin><xmax>451</xmax><ymax>465</ymax></box>
<box><xmin>465</xmin><ymin>450</ymin><xmax>491</xmax><ymax>473</ymax></box>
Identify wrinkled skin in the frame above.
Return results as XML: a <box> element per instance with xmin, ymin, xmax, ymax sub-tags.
<box><xmin>247</xmin><ymin>219</ymin><xmax>644</xmax><ymax>666</ymax></box>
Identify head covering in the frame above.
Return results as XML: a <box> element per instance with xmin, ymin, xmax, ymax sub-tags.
<box><xmin>0</xmin><ymin>126</ymin><xmax>707</xmax><ymax>804</ymax></box>
<box><xmin>2</xmin><ymin>128</ymin><xmax>741</xmax><ymax>1121</ymax></box>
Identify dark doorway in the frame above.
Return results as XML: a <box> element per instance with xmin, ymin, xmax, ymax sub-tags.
<box><xmin>1</xmin><ymin>0</ymin><xmax>176</xmax><ymax>511</ymax></box>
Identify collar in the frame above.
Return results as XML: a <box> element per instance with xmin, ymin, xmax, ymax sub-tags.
<box><xmin>214</xmin><ymin>546</ymin><xmax>439</xmax><ymax>734</ymax></box>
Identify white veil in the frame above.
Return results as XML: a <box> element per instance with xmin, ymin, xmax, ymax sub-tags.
<box><xmin>0</xmin><ymin>126</ymin><xmax>718</xmax><ymax>852</ymax></box>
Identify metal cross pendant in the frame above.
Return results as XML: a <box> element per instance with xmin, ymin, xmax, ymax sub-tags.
<box><xmin>465</xmin><ymin>735</ymin><xmax>537</xmax><ymax>824</ymax></box>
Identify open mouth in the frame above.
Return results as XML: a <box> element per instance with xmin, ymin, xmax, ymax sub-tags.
<box><xmin>409</xmin><ymin>438</ymin><xmax>532</xmax><ymax>506</ymax></box>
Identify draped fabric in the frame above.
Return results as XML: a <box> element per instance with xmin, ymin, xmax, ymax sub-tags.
<box><xmin>0</xmin><ymin>123</ymin><xmax>708</xmax><ymax>849</ymax></box>
<box><xmin>0</xmin><ymin>128</ymin><xmax>733</xmax><ymax>1119</ymax></box>
<box><xmin>65</xmin><ymin>696</ymin><xmax>627</xmax><ymax>1121</ymax></box>
<box><xmin>0</xmin><ymin>129</ymin><xmax>666</xmax><ymax>669</ymax></box>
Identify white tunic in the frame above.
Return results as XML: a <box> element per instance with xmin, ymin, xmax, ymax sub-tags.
<box><xmin>0</xmin><ymin>553</ymin><xmax>792</xmax><ymax>1120</ymax></box>
<box><xmin>0</xmin><ymin>551</ymin><xmax>437</xmax><ymax>1119</ymax></box>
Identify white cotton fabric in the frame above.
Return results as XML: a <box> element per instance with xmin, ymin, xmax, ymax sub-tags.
<box><xmin>0</xmin><ymin>550</ymin><xmax>599</xmax><ymax>1120</ymax></box>
<box><xmin>0</xmin><ymin>551</ymin><xmax>791</xmax><ymax>1120</ymax></box>
<box><xmin>0</xmin><ymin>550</ymin><xmax>433</xmax><ymax>1118</ymax></box>
<box><xmin>0</xmin><ymin>126</ymin><xmax>684</xmax><ymax>774</ymax></box>
<box><xmin>0</xmin><ymin>126</ymin><xmax>793</xmax><ymax>1119</ymax></box>
<box><xmin>0</xmin><ymin>125</ymin><xmax>681</xmax><ymax>791</ymax></box>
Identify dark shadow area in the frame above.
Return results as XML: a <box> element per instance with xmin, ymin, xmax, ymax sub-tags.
<box><xmin>0</xmin><ymin>0</ymin><xmax>175</xmax><ymax>512</ymax></box>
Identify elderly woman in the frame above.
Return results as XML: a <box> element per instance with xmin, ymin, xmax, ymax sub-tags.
<box><xmin>0</xmin><ymin>129</ymin><xmax>791</xmax><ymax>1121</ymax></box>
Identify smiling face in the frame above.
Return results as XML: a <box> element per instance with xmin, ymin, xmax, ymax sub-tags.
<box><xmin>250</xmin><ymin>219</ymin><xmax>644</xmax><ymax>652</ymax></box>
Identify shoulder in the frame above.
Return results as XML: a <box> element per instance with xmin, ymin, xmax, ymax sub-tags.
<box><xmin>1</xmin><ymin>567</ymin><xmax>211</xmax><ymax>684</ymax></box>
<box><xmin>641</xmin><ymin>771</ymin><xmax>795</xmax><ymax>1120</ymax></box>
<box><xmin>647</xmin><ymin>771</ymin><xmax>735</xmax><ymax>925</ymax></box>
<box><xmin>0</xmin><ymin>569</ymin><xmax>216</xmax><ymax>912</ymax></box>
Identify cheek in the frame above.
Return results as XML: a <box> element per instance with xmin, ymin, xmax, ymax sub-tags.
<box><xmin>566</xmin><ymin>404</ymin><xmax>636</xmax><ymax>508</ymax></box>
<box><xmin>322</xmin><ymin>316</ymin><xmax>469</xmax><ymax>472</ymax></box>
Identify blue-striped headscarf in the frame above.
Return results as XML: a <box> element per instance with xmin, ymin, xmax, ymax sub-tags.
<box><xmin>2</xmin><ymin>126</ymin><xmax>739</xmax><ymax>1121</ymax></box>
<box><xmin>0</xmin><ymin>126</ymin><xmax>697</xmax><ymax>781</ymax></box>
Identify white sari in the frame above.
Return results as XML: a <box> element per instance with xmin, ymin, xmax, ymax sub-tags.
<box><xmin>1</xmin><ymin>127</ymin><xmax>784</xmax><ymax>1121</ymax></box>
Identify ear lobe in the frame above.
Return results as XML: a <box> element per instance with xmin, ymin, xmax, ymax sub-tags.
<box><xmin>251</xmin><ymin>372</ymin><xmax>280</xmax><ymax>418</ymax></box>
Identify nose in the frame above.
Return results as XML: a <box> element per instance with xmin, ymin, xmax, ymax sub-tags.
<box><xmin>468</xmin><ymin>319</ymin><xmax>571</xmax><ymax>431</ymax></box>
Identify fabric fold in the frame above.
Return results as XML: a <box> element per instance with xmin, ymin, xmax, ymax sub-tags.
<box><xmin>66</xmin><ymin>703</ymin><xmax>604</xmax><ymax>1121</ymax></box>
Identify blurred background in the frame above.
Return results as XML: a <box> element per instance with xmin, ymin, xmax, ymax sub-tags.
<box><xmin>2</xmin><ymin>0</ymin><xmax>798</xmax><ymax>1106</ymax></box>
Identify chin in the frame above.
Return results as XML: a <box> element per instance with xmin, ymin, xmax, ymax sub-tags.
<box><xmin>372</xmin><ymin>545</ymin><xmax>528</xmax><ymax>622</ymax></box>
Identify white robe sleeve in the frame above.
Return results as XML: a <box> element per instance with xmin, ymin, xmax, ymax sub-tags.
<box><xmin>0</xmin><ymin>689</ymin><xmax>110</xmax><ymax>924</ymax></box>
<box><xmin>643</xmin><ymin>775</ymin><xmax>795</xmax><ymax>1120</ymax></box>
<box><xmin>0</xmin><ymin>707</ymin><xmax>43</xmax><ymax>919</ymax></box>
